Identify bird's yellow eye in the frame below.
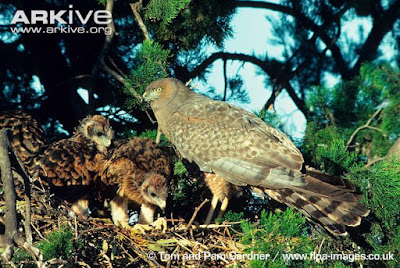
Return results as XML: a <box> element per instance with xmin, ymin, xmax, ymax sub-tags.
<box><xmin>156</xmin><ymin>87</ymin><xmax>163</xmax><ymax>93</ymax></box>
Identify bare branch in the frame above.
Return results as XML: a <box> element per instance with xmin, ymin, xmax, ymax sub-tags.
<box><xmin>130</xmin><ymin>1</ymin><xmax>151</xmax><ymax>41</ymax></box>
<box><xmin>102</xmin><ymin>63</ymin><xmax>126</xmax><ymax>84</ymax></box>
<box><xmin>262</xmin><ymin>84</ymin><xmax>282</xmax><ymax>112</ymax></box>
<box><xmin>107</xmin><ymin>56</ymin><xmax>128</xmax><ymax>78</ymax></box>
<box><xmin>0</xmin><ymin>130</ymin><xmax>16</xmax><ymax>262</ymax></box>
<box><xmin>184</xmin><ymin>199</ymin><xmax>209</xmax><ymax>232</ymax></box>
<box><xmin>8</xmin><ymin>135</ymin><xmax>33</xmax><ymax>244</ymax></box>
<box><xmin>352</xmin><ymin>0</ymin><xmax>400</xmax><ymax>75</ymax></box>
<box><xmin>88</xmin><ymin>0</ymin><xmax>116</xmax><ymax>113</ymax></box>
<box><xmin>0</xmin><ymin>129</ymin><xmax>43</xmax><ymax>266</ymax></box>
<box><xmin>363</xmin><ymin>157</ymin><xmax>385</xmax><ymax>169</ymax></box>
<box><xmin>222</xmin><ymin>59</ymin><xmax>228</xmax><ymax>101</ymax></box>
<box><xmin>235</xmin><ymin>1</ymin><xmax>350</xmax><ymax>77</ymax></box>
<box><xmin>282</xmin><ymin>81</ymin><xmax>308</xmax><ymax>117</ymax></box>
<box><xmin>188</xmin><ymin>52</ymin><xmax>308</xmax><ymax>115</ymax></box>
<box><xmin>346</xmin><ymin>103</ymin><xmax>386</xmax><ymax>150</ymax></box>
<box><xmin>185</xmin><ymin>79</ymin><xmax>193</xmax><ymax>87</ymax></box>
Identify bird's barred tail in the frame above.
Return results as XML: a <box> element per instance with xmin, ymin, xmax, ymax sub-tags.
<box><xmin>263</xmin><ymin>169</ymin><xmax>370</xmax><ymax>236</ymax></box>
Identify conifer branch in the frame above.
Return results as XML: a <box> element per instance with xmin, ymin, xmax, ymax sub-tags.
<box><xmin>345</xmin><ymin>103</ymin><xmax>386</xmax><ymax>150</ymax></box>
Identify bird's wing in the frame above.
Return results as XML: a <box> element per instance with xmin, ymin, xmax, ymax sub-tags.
<box><xmin>166</xmin><ymin>99</ymin><xmax>306</xmax><ymax>188</ymax></box>
<box><xmin>29</xmin><ymin>139</ymin><xmax>104</xmax><ymax>187</ymax></box>
<box><xmin>0</xmin><ymin>110</ymin><xmax>46</xmax><ymax>162</ymax></box>
<box><xmin>109</xmin><ymin>138</ymin><xmax>172</xmax><ymax>177</ymax></box>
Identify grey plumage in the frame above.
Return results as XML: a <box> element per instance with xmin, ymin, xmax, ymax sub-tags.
<box><xmin>143</xmin><ymin>78</ymin><xmax>369</xmax><ymax>235</ymax></box>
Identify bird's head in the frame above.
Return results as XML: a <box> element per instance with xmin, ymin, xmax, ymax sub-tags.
<box><xmin>74</xmin><ymin>115</ymin><xmax>114</xmax><ymax>153</ymax></box>
<box><xmin>140</xmin><ymin>172</ymin><xmax>168</xmax><ymax>211</ymax></box>
<box><xmin>142</xmin><ymin>78</ymin><xmax>185</xmax><ymax>109</ymax></box>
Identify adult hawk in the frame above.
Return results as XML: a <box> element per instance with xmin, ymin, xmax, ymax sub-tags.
<box><xmin>143</xmin><ymin>78</ymin><xmax>369</xmax><ymax>236</ymax></box>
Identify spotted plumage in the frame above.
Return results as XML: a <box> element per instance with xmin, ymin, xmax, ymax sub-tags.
<box><xmin>0</xmin><ymin>110</ymin><xmax>46</xmax><ymax>163</ymax></box>
<box><xmin>28</xmin><ymin>115</ymin><xmax>114</xmax><ymax>217</ymax></box>
<box><xmin>0</xmin><ymin>110</ymin><xmax>46</xmax><ymax>200</ymax></box>
<box><xmin>100</xmin><ymin>137</ymin><xmax>172</xmax><ymax>227</ymax></box>
<box><xmin>203</xmin><ymin>173</ymin><xmax>243</xmax><ymax>223</ymax></box>
<box><xmin>143</xmin><ymin>78</ymin><xmax>370</xmax><ymax>235</ymax></box>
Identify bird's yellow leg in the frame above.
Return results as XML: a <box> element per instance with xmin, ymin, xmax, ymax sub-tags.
<box><xmin>132</xmin><ymin>204</ymin><xmax>168</xmax><ymax>233</ymax></box>
<box><xmin>204</xmin><ymin>195</ymin><xmax>219</xmax><ymax>225</ymax></box>
<box><xmin>216</xmin><ymin>196</ymin><xmax>229</xmax><ymax>221</ymax></box>
<box><xmin>151</xmin><ymin>217</ymin><xmax>168</xmax><ymax>232</ymax></box>
<box><xmin>132</xmin><ymin>217</ymin><xmax>168</xmax><ymax>234</ymax></box>
<box><xmin>131</xmin><ymin>224</ymin><xmax>153</xmax><ymax>234</ymax></box>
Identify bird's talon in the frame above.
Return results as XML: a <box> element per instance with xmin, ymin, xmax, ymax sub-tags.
<box><xmin>151</xmin><ymin>217</ymin><xmax>168</xmax><ymax>232</ymax></box>
<box><xmin>131</xmin><ymin>223</ymin><xmax>153</xmax><ymax>234</ymax></box>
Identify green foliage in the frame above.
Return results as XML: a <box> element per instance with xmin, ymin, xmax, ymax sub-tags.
<box><xmin>170</xmin><ymin>173</ymin><xmax>208</xmax><ymax>208</ymax></box>
<box><xmin>145</xmin><ymin>0</ymin><xmax>191</xmax><ymax>25</ymax></box>
<box><xmin>314</xmin><ymin>137</ymin><xmax>357</xmax><ymax>175</ymax></box>
<box><xmin>306</xmin><ymin>86</ymin><xmax>333</xmax><ymax>125</ymax></box>
<box><xmin>39</xmin><ymin>227</ymin><xmax>75</xmax><ymax>260</ymax></box>
<box><xmin>139</xmin><ymin>129</ymin><xmax>170</xmax><ymax>147</ymax></box>
<box><xmin>349</xmin><ymin>159</ymin><xmax>400</xmax><ymax>235</ymax></box>
<box><xmin>173</xmin><ymin>160</ymin><xmax>187</xmax><ymax>176</ymax></box>
<box><xmin>216</xmin><ymin>211</ymin><xmax>245</xmax><ymax>230</ymax></box>
<box><xmin>239</xmin><ymin>208</ymin><xmax>315</xmax><ymax>267</ymax></box>
<box><xmin>146</xmin><ymin>0</ymin><xmax>235</xmax><ymax>50</ymax></box>
<box><xmin>170</xmin><ymin>160</ymin><xmax>209</xmax><ymax>212</ymax></box>
<box><xmin>302</xmin><ymin>64</ymin><xmax>400</xmax><ymax>267</ymax></box>
<box><xmin>241</xmin><ymin>208</ymin><xmax>308</xmax><ymax>238</ymax></box>
<box><xmin>124</xmin><ymin>40</ymin><xmax>170</xmax><ymax>110</ymax></box>
<box><xmin>304</xmin><ymin>63</ymin><xmax>400</xmax><ymax>165</ymax></box>
<box><xmin>256</xmin><ymin>110</ymin><xmax>283</xmax><ymax>130</ymax></box>
<box><xmin>14</xmin><ymin>226</ymin><xmax>77</xmax><ymax>265</ymax></box>
<box><xmin>219</xmin><ymin>210</ymin><xmax>245</xmax><ymax>223</ymax></box>
<box><xmin>303</xmin><ymin>125</ymin><xmax>358</xmax><ymax>175</ymax></box>
<box><xmin>345</xmin><ymin>158</ymin><xmax>400</xmax><ymax>267</ymax></box>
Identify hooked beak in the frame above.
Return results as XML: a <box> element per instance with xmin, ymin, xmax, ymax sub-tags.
<box><xmin>142</xmin><ymin>91</ymin><xmax>156</xmax><ymax>103</ymax></box>
<box><xmin>142</xmin><ymin>91</ymin><xmax>149</xmax><ymax>103</ymax></box>
<box><xmin>157</xmin><ymin>200</ymin><xmax>166</xmax><ymax>212</ymax></box>
<box><xmin>101</xmin><ymin>136</ymin><xmax>112</xmax><ymax>147</ymax></box>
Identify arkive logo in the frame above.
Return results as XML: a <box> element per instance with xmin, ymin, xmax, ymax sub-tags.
<box><xmin>10</xmin><ymin>5</ymin><xmax>112</xmax><ymax>25</ymax></box>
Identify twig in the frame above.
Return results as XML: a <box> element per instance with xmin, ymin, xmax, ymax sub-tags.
<box><xmin>102</xmin><ymin>63</ymin><xmax>143</xmax><ymax>102</ymax></box>
<box><xmin>130</xmin><ymin>1</ymin><xmax>150</xmax><ymax>41</ymax></box>
<box><xmin>185</xmin><ymin>79</ymin><xmax>193</xmax><ymax>87</ymax></box>
<box><xmin>30</xmin><ymin>222</ymin><xmax>48</xmax><ymax>242</ymax></box>
<box><xmin>6</xmin><ymin>130</ymin><xmax>33</xmax><ymax>244</ymax></box>
<box><xmin>14</xmin><ymin>235</ymin><xmax>43</xmax><ymax>267</ymax></box>
<box><xmin>222</xmin><ymin>58</ymin><xmax>228</xmax><ymax>101</ymax></box>
<box><xmin>144</xmin><ymin>110</ymin><xmax>156</xmax><ymax>124</ymax></box>
<box><xmin>363</xmin><ymin>157</ymin><xmax>385</xmax><ymax>169</ymax></box>
<box><xmin>345</xmin><ymin>103</ymin><xmax>386</xmax><ymax>150</ymax></box>
<box><xmin>88</xmin><ymin>0</ymin><xmax>116</xmax><ymax>113</ymax></box>
<box><xmin>155</xmin><ymin>126</ymin><xmax>162</xmax><ymax>144</ymax></box>
<box><xmin>184</xmin><ymin>199</ymin><xmax>209</xmax><ymax>232</ymax></box>
<box><xmin>102</xmin><ymin>64</ymin><xmax>127</xmax><ymax>84</ymax></box>
<box><xmin>166</xmin><ymin>245</ymin><xmax>180</xmax><ymax>268</ymax></box>
<box><xmin>176</xmin><ymin>223</ymin><xmax>236</xmax><ymax>231</ymax></box>
<box><xmin>0</xmin><ymin>129</ymin><xmax>43</xmax><ymax>266</ymax></box>
<box><xmin>107</xmin><ymin>56</ymin><xmax>127</xmax><ymax>78</ymax></box>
